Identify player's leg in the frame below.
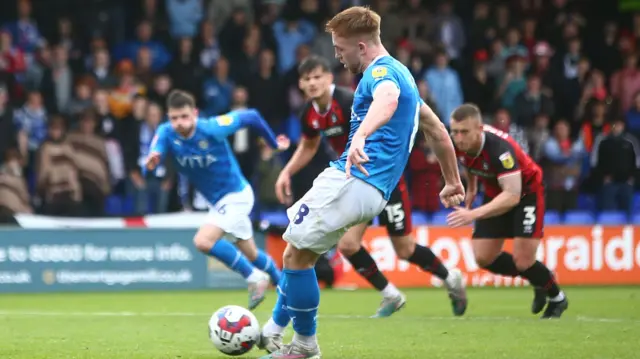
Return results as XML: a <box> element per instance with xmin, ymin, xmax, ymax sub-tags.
<box><xmin>512</xmin><ymin>192</ymin><xmax>568</xmax><ymax>318</ymax></box>
<box><xmin>236</xmin><ymin>238</ymin><xmax>282</xmax><ymax>285</ymax></box>
<box><xmin>337</xmin><ymin>222</ymin><xmax>405</xmax><ymax>318</ymax></box>
<box><xmin>201</xmin><ymin>186</ymin><xmax>270</xmax><ymax>310</ymax></box>
<box><xmin>259</xmin><ymin>168</ymin><xmax>386</xmax><ymax>359</ymax></box>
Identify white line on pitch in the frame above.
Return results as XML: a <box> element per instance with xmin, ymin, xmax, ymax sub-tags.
<box><xmin>0</xmin><ymin>311</ymin><xmax>637</xmax><ymax>323</ymax></box>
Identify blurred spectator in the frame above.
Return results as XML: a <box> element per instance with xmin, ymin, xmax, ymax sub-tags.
<box><xmin>49</xmin><ymin>45</ymin><xmax>74</xmax><ymax>114</ymax></box>
<box><xmin>14</xmin><ymin>90</ymin><xmax>47</xmax><ymax>165</ymax></box>
<box><xmin>113</xmin><ymin>21</ymin><xmax>172</xmax><ymax>71</ymax></box>
<box><xmin>168</xmin><ymin>37</ymin><xmax>202</xmax><ymax>97</ymax></box>
<box><xmin>53</xmin><ymin>17</ymin><xmax>84</xmax><ymax>72</ymax></box>
<box><xmin>2</xmin><ymin>0</ymin><xmax>42</xmax><ymax>64</ymax></box>
<box><xmin>575</xmin><ymin>71</ymin><xmax>612</xmax><ymax>123</ymax></box>
<box><xmin>255</xmin><ymin>137</ymin><xmax>283</xmax><ymax>210</ymax></box>
<box><xmin>502</xmin><ymin>28</ymin><xmax>528</xmax><ymax>61</ymax></box>
<box><xmin>432</xmin><ymin>0</ymin><xmax>465</xmax><ymax>63</ymax></box>
<box><xmin>528</xmin><ymin>113</ymin><xmax>551</xmax><ymax>162</ymax></box>
<box><xmin>463</xmin><ymin>50</ymin><xmax>495</xmax><ymax>113</ymax></box>
<box><xmin>126</xmin><ymin>101</ymin><xmax>171</xmax><ymax>214</ymax></box>
<box><xmin>556</xmin><ymin>56</ymin><xmax>590</xmax><ymax>120</ymax></box>
<box><xmin>486</xmin><ymin>38</ymin><xmax>506</xmax><ymax>80</ymax></box>
<box><xmin>493</xmin><ymin>3</ymin><xmax>511</xmax><ymax>40</ymax></box>
<box><xmin>283</xmin><ymin>44</ymin><xmax>311</xmax><ymax>109</ymax></box>
<box><xmin>521</xmin><ymin>18</ymin><xmax>538</xmax><ymax>60</ymax></box>
<box><xmin>468</xmin><ymin>1</ymin><xmax>492</xmax><ymax>53</ymax></box>
<box><xmin>625</xmin><ymin>91</ymin><xmax>640</xmax><ymax>139</ymax></box>
<box><xmin>147</xmin><ymin>74</ymin><xmax>173</xmax><ymax>111</ymax></box>
<box><xmin>0</xmin><ymin>148</ymin><xmax>31</xmax><ymax>214</ymax></box>
<box><xmin>0</xmin><ymin>30</ymin><xmax>26</xmax><ymax>75</ymax></box>
<box><xmin>424</xmin><ymin>50</ymin><xmax>463</xmax><ymax>124</ymax></box>
<box><xmin>591</xmin><ymin>119</ymin><xmax>640</xmax><ymax>213</ymax></box>
<box><xmin>219</xmin><ymin>7</ymin><xmax>250</xmax><ymax>62</ymax></box>
<box><xmin>202</xmin><ymin>56</ymin><xmax>233</xmax><ymax>117</ymax></box>
<box><xmin>512</xmin><ymin>74</ymin><xmax>555</xmax><ymax>129</ymax></box>
<box><xmin>65</xmin><ymin>76</ymin><xmax>96</xmax><ymax>118</ymax></box>
<box><xmin>198</xmin><ymin>21</ymin><xmax>221</xmax><ymax>70</ymax></box>
<box><xmin>108</xmin><ymin>60</ymin><xmax>146</xmax><ymax>119</ymax></box>
<box><xmin>166</xmin><ymin>0</ymin><xmax>203</xmax><ymax>39</ymax></box>
<box><xmin>229</xmin><ymin>28</ymin><xmax>260</xmax><ymax>85</ymax></box>
<box><xmin>135</xmin><ymin>47</ymin><xmax>155</xmax><ymax>88</ymax></box>
<box><xmin>528</xmin><ymin>41</ymin><xmax>555</xmax><ymax>95</ymax></box>
<box><xmin>36</xmin><ymin>115</ymin><xmax>82</xmax><ymax>216</ymax></box>
<box><xmin>493</xmin><ymin>108</ymin><xmax>529</xmax><ymax>154</ymax></box>
<box><xmin>93</xmin><ymin>88</ymin><xmax>119</xmax><ymax>139</ymax></box>
<box><xmin>580</xmin><ymin>100</ymin><xmax>611</xmax><ymax>153</ymax></box>
<box><xmin>272</xmin><ymin>12</ymin><xmax>315</xmax><ymax>73</ymax></box>
<box><xmin>610</xmin><ymin>53</ymin><xmax>640</xmax><ymax>114</ymax></box>
<box><xmin>588</xmin><ymin>21</ymin><xmax>621</xmax><ymax>79</ymax></box>
<box><xmin>374</xmin><ymin>0</ymin><xmax>403</xmax><ymax>52</ymax></box>
<box><xmin>497</xmin><ymin>55</ymin><xmax>526</xmax><ymax>111</ymax></box>
<box><xmin>0</xmin><ymin>85</ymin><xmax>18</xmax><ymax>164</ymax></box>
<box><xmin>87</xmin><ymin>48</ymin><xmax>118</xmax><ymax>88</ymax></box>
<box><xmin>542</xmin><ymin>120</ymin><xmax>584</xmax><ymax>212</ymax></box>
<box><xmin>66</xmin><ymin>109</ymin><xmax>110</xmax><ymax>216</ymax></box>
<box><xmin>229</xmin><ymin>85</ymin><xmax>258</xmax><ymax>179</ymax></box>
<box><xmin>248</xmin><ymin>48</ymin><xmax>286</xmax><ymax>125</ymax></box>
<box><xmin>207</xmin><ymin>0</ymin><xmax>253</xmax><ymax>34</ymax></box>
<box><xmin>408</xmin><ymin>138</ymin><xmax>442</xmax><ymax>214</ymax></box>
<box><xmin>311</xmin><ymin>15</ymin><xmax>337</xmax><ymax>68</ymax></box>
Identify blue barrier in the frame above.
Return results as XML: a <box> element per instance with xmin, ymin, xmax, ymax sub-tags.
<box><xmin>0</xmin><ymin>229</ymin><xmax>248</xmax><ymax>293</ymax></box>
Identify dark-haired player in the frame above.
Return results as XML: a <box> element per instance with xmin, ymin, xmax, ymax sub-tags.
<box><xmin>446</xmin><ymin>103</ymin><xmax>568</xmax><ymax>319</ymax></box>
<box><xmin>270</xmin><ymin>55</ymin><xmax>467</xmax><ymax>320</ymax></box>
<box><xmin>145</xmin><ymin>90</ymin><xmax>288</xmax><ymax>310</ymax></box>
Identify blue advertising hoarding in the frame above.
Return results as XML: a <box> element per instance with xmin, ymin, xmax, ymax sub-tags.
<box><xmin>0</xmin><ymin>229</ymin><xmax>247</xmax><ymax>293</ymax></box>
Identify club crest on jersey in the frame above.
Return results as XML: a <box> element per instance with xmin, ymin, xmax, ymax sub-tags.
<box><xmin>216</xmin><ymin>115</ymin><xmax>233</xmax><ymax>126</ymax></box>
<box><xmin>331</xmin><ymin>113</ymin><xmax>338</xmax><ymax>124</ymax></box>
<box><xmin>312</xmin><ymin>120</ymin><xmax>319</xmax><ymax>129</ymax></box>
<box><xmin>499</xmin><ymin>152</ymin><xmax>514</xmax><ymax>169</ymax></box>
<box><xmin>372</xmin><ymin>66</ymin><xmax>387</xmax><ymax>79</ymax></box>
<box><xmin>199</xmin><ymin>140</ymin><xmax>209</xmax><ymax>149</ymax></box>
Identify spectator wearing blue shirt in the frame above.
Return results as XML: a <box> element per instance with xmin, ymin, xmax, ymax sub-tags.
<box><xmin>2</xmin><ymin>0</ymin><xmax>42</xmax><ymax>63</ymax></box>
<box><xmin>424</xmin><ymin>50</ymin><xmax>463</xmax><ymax>125</ymax></box>
<box><xmin>202</xmin><ymin>57</ymin><xmax>234</xmax><ymax>117</ymax></box>
<box><xmin>166</xmin><ymin>0</ymin><xmax>203</xmax><ymax>39</ymax></box>
<box><xmin>625</xmin><ymin>90</ymin><xmax>640</xmax><ymax>139</ymax></box>
<box><xmin>112</xmin><ymin>21</ymin><xmax>172</xmax><ymax>72</ymax></box>
<box><xmin>272</xmin><ymin>14</ymin><xmax>316</xmax><ymax>73</ymax></box>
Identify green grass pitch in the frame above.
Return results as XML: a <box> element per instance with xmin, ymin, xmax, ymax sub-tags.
<box><xmin>0</xmin><ymin>287</ymin><xmax>638</xmax><ymax>358</ymax></box>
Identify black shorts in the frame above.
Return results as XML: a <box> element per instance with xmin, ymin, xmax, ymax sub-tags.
<box><xmin>472</xmin><ymin>191</ymin><xmax>545</xmax><ymax>239</ymax></box>
<box><xmin>376</xmin><ymin>177</ymin><xmax>413</xmax><ymax>236</ymax></box>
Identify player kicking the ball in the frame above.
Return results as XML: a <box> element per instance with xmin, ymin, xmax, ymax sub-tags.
<box><xmin>272</xmin><ymin>54</ymin><xmax>467</xmax><ymax>320</ymax></box>
<box><xmin>446</xmin><ymin>104</ymin><xmax>568</xmax><ymax>319</ymax></box>
<box><xmin>258</xmin><ymin>7</ymin><xmax>464</xmax><ymax>358</ymax></box>
<box><xmin>145</xmin><ymin>90</ymin><xmax>287</xmax><ymax>310</ymax></box>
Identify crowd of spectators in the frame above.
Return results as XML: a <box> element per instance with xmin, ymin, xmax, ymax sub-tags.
<box><xmin>0</xmin><ymin>0</ymin><xmax>637</xmax><ymax>220</ymax></box>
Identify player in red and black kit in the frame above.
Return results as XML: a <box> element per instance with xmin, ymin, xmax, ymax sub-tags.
<box><xmin>446</xmin><ymin>104</ymin><xmax>568</xmax><ymax>318</ymax></box>
<box><xmin>274</xmin><ymin>55</ymin><xmax>467</xmax><ymax>318</ymax></box>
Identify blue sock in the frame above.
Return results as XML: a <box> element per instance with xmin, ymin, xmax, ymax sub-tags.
<box><xmin>284</xmin><ymin>268</ymin><xmax>319</xmax><ymax>336</ymax></box>
<box><xmin>272</xmin><ymin>275</ymin><xmax>291</xmax><ymax>327</ymax></box>
<box><xmin>252</xmin><ymin>250</ymin><xmax>282</xmax><ymax>285</ymax></box>
<box><xmin>208</xmin><ymin>240</ymin><xmax>254</xmax><ymax>279</ymax></box>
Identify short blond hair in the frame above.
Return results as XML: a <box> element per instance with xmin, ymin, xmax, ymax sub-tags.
<box><xmin>325</xmin><ymin>6</ymin><xmax>381</xmax><ymax>42</ymax></box>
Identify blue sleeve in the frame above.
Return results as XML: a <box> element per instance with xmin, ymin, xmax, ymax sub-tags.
<box><xmin>369</xmin><ymin>65</ymin><xmax>400</xmax><ymax>95</ymax></box>
<box><xmin>205</xmin><ymin>109</ymin><xmax>279</xmax><ymax>148</ymax></box>
<box><xmin>143</xmin><ymin>125</ymin><xmax>170</xmax><ymax>176</ymax></box>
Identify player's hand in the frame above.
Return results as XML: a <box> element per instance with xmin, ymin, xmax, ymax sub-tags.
<box><xmin>439</xmin><ymin>182</ymin><xmax>465</xmax><ymax>208</ymax></box>
<box><xmin>276</xmin><ymin>135</ymin><xmax>290</xmax><ymax>152</ymax></box>
<box><xmin>275</xmin><ymin>170</ymin><xmax>293</xmax><ymax>205</ymax></box>
<box><xmin>145</xmin><ymin>152</ymin><xmax>161</xmax><ymax>171</ymax></box>
<box><xmin>446</xmin><ymin>206</ymin><xmax>477</xmax><ymax>228</ymax></box>
<box><xmin>464</xmin><ymin>189</ymin><xmax>477</xmax><ymax>209</ymax></box>
<box><xmin>345</xmin><ymin>134</ymin><xmax>369</xmax><ymax>178</ymax></box>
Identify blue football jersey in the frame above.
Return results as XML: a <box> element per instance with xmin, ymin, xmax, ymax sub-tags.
<box><xmin>150</xmin><ymin>113</ymin><xmax>248</xmax><ymax>205</ymax></box>
<box><xmin>331</xmin><ymin>56</ymin><xmax>421</xmax><ymax>200</ymax></box>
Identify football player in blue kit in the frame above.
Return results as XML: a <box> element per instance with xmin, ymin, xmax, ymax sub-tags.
<box><xmin>258</xmin><ymin>7</ymin><xmax>466</xmax><ymax>359</ymax></box>
<box><xmin>145</xmin><ymin>90</ymin><xmax>288</xmax><ymax>310</ymax></box>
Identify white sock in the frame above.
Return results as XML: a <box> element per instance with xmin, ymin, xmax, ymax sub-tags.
<box><xmin>246</xmin><ymin>269</ymin><xmax>264</xmax><ymax>283</ymax></box>
<box><xmin>549</xmin><ymin>291</ymin><xmax>565</xmax><ymax>302</ymax></box>
<box><xmin>263</xmin><ymin>317</ymin><xmax>285</xmax><ymax>335</ymax></box>
<box><xmin>381</xmin><ymin>283</ymin><xmax>401</xmax><ymax>298</ymax></box>
<box><xmin>293</xmin><ymin>333</ymin><xmax>318</xmax><ymax>347</ymax></box>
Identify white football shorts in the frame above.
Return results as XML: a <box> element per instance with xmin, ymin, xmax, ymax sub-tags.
<box><xmin>206</xmin><ymin>184</ymin><xmax>254</xmax><ymax>241</ymax></box>
<box><xmin>283</xmin><ymin>167</ymin><xmax>387</xmax><ymax>254</ymax></box>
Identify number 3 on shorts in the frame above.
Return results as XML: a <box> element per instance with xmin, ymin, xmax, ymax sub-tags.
<box><xmin>293</xmin><ymin>204</ymin><xmax>310</xmax><ymax>224</ymax></box>
<box><xmin>522</xmin><ymin>206</ymin><xmax>536</xmax><ymax>226</ymax></box>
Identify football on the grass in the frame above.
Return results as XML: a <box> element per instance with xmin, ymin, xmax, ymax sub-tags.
<box><xmin>208</xmin><ymin>305</ymin><xmax>260</xmax><ymax>356</ymax></box>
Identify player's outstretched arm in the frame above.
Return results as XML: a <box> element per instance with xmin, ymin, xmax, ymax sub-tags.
<box><xmin>144</xmin><ymin>125</ymin><xmax>169</xmax><ymax>174</ymax></box>
<box><xmin>418</xmin><ymin>103</ymin><xmax>461</xmax><ymax>185</ymax></box>
<box><xmin>211</xmin><ymin>109</ymin><xmax>280</xmax><ymax>149</ymax></box>
<box><xmin>471</xmin><ymin>172</ymin><xmax>522</xmax><ymax>219</ymax></box>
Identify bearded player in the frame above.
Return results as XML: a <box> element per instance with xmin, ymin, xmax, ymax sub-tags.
<box><xmin>273</xmin><ymin>55</ymin><xmax>467</xmax><ymax>319</ymax></box>
<box><xmin>258</xmin><ymin>7</ymin><xmax>465</xmax><ymax>358</ymax></box>
<box><xmin>446</xmin><ymin>103</ymin><xmax>568</xmax><ymax>319</ymax></box>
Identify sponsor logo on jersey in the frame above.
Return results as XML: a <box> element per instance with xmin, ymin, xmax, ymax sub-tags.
<box><xmin>216</xmin><ymin>115</ymin><xmax>233</xmax><ymax>126</ymax></box>
<box><xmin>499</xmin><ymin>152</ymin><xmax>515</xmax><ymax>169</ymax></box>
<box><xmin>176</xmin><ymin>154</ymin><xmax>217</xmax><ymax>168</ymax></box>
<box><xmin>199</xmin><ymin>140</ymin><xmax>209</xmax><ymax>149</ymax></box>
<box><xmin>372</xmin><ymin>66</ymin><xmax>387</xmax><ymax>78</ymax></box>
